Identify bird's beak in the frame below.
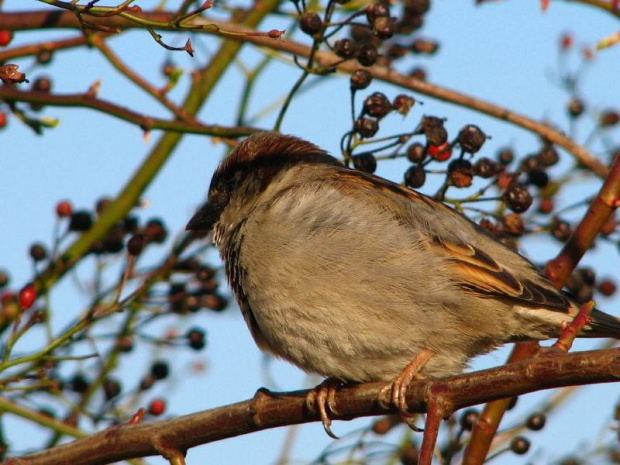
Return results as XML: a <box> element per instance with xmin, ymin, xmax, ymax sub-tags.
<box><xmin>186</xmin><ymin>202</ymin><xmax>218</xmax><ymax>232</ymax></box>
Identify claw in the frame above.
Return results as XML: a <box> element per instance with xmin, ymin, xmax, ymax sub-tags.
<box><xmin>306</xmin><ymin>378</ymin><xmax>343</xmax><ymax>439</ymax></box>
<box><xmin>380</xmin><ymin>349</ymin><xmax>433</xmax><ymax>430</ymax></box>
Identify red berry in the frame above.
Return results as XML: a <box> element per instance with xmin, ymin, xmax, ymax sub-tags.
<box><xmin>19</xmin><ymin>284</ymin><xmax>36</xmax><ymax>310</ymax></box>
<box><xmin>148</xmin><ymin>398</ymin><xmax>166</xmax><ymax>416</ymax></box>
<box><xmin>0</xmin><ymin>30</ymin><xmax>13</xmax><ymax>47</ymax></box>
<box><xmin>0</xmin><ymin>112</ymin><xmax>7</xmax><ymax>130</ymax></box>
<box><xmin>427</xmin><ymin>142</ymin><xmax>452</xmax><ymax>161</ymax></box>
<box><xmin>560</xmin><ymin>32</ymin><xmax>573</xmax><ymax>50</ymax></box>
<box><xmin>56</xmin><ymin>200</ymin><xmax>73</xmax><ymax>218</ymax></box>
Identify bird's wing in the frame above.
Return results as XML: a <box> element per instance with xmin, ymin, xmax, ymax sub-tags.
<box><xmin>337</xmin><ymin>167</ymin><xmax>571</xmax><ymax>313</ymax></box>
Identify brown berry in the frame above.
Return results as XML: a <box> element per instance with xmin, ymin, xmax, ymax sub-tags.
<box><xmin>503</xmin><ymin>213</ymin><xmax>525</xmax><ymax>236</ymax></box>
<box><xmin>598</xmin><ymin>279</ymin><xmax>617</xmax><ymax>297</ymax></box>
<box><xmin>411</xmin><ymin>39</ymin><xmax>439</xmax><ymax>55</ymax></box>
<box><xmin>497</xmin><ymin>147</ymin><xmax>514</xmax><ymax>166</ymax></box>
<box><xmin>366</xmin><ymin>3</ymin><xmax>389</xmax><ymax>23</ymax></box>
<box><xmin>457</xmin><ymin>125</ymin><xmax>486</xmax><ymax>154</ymax></box>
<box><xmin>127</xmin><ymin>234</ymin><xmax>145</xmax><ymax>256</ymax></box>
<box><xmin>357</xmin><ymin>44</ymin><xmax>378</xmax><ymax>66</ymax></box>
<box><xmin>600</xmin><ymin>110</ymin><xmax>619</xmax><ymax>127</ymax></box>
<box><xmin>404</xmin><ymin>0</ymin><xmax>430</xmax><ymax>15</ymax></box>
<box><xmin>526</xmin><ymin>413</ymin><xmax>546</xmax><ymax>431</ymax></box>
<box><xmin>29</xmin><ymin>243</ymin><xmax>48</xmax><ymax>262</ymax></box>
<box><xmin>567</xmin><ymin>98</ymin><xmax>584</xmax><ymax>118</ymax></box>
<box><xmin>392</xmin><ymin>94</ymin><xmax>415</xmax><ymax>116</ymax></box>
<box><xmin>372</xmin><ymin>16</ymin><xmax>395</xmax><ymax>40</ymax></box>
<box><xmin>354</xmin><ymin>117</ymin><xmax>379</xmax><ymax>138</ymax></box>
<box><xmin>363</xmin><ymin>92</ymin><xmax>392</xmax><ymax>118</ymax></box>
<box><xmin>334</xmin><ymin>38</ymin><xmax>357</xmax><ymax>59</ymax></box>
<box><xmin>404</xmin><ymin>165</ymin><xmax>426</xmax><ymax>188</ymax></box>
<box><xmin>300</xmin><ymin>12</ymin><xmax>323</xmax><ymax>36</ymax></box>
<box><xmin>406</xmin><ymin>143</ymin><xmax>426</xmax><ymax>163</ymax></box>
<box><xmin>538</xmin><ymin>145</ymin><xmax>559</xmax><ymax>167</ymax></box>
<box><xmin>459</xmin><ymin>408</ymin><xmax>479</xmax><ymax>431</ymax></box>
<box><xmin>103</xmin><ymin>378</ymin><xmax>121</xmax><ymax>400</ymax></box>
<box><xmin>69</xmin><ymin>210</ymin><xmax>93</xmax><ymax>232</ymax></box>
<box><xmin>187</xmin><ymin>327</ymin><xmax>207</xmax><ymax>350</ymax></box>
<box><xmin>510</xmin><ymin>436</ymin><xmax>530</xmax><ymax>455</ymax></box>
<box><xmin>350</xmin><ymin>69</ymin><xmax>372</xmax><ymax>90</ymax></box>
<box><xmin>503</xmin><ymin>186</ymin><xmax>532</xmax><ymax>213</ymax></box>
<box><xmin>352</xmin><ymin>152</ymin><xmax>377</xmax><ymax>173</ymax></box>
<box><xmin>473</xmin><ymin>157</ymin><xmax>501</xmax><ymax>178</ymax></box>
<box><xmin>421</xmin><ymin>116</ymin><xmax>447</xmax><ymax>146</ymax></box>
<box><xmin>448</xmin><ymin>159</ymin><xmax>473</xmax><ymax>188</ymax></box>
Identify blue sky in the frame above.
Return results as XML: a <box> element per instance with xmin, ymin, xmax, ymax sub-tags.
<box><xmin>1</xmin><ymin>1</ymin><xmax>619</xmax><ymax>463</ymax></box>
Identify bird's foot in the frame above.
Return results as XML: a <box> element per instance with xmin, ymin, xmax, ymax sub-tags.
<box><xmin>306</xmin><ymin>378</ymin><xmax>343</xmax><ymax>439</ymax></box>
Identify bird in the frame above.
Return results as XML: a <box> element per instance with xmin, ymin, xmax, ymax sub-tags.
<box><xmin>186</xmin><ymin>131</ymin><xmax>620</xmax><ymax>434</ymax></box>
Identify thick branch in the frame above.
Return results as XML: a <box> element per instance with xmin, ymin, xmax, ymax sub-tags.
<box><xmin>7</xmin><ymin>348</ymin><xmax>620</xmax><ymax>465</ymax></box>
<box><xmin>0</xmin><ymin>10</ymin><xmax>608</xmax><ymax>177</ymax></box>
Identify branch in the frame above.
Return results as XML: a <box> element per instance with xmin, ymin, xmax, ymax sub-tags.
<box><xmin>0</xmin><ymin>10</ymin><xmax>608</xmax><ymax>177</ymax></box>
<box><xmin>0</xmin><ymin>86</ymin><xmax>259</xmax><ymax>137</ymax></box>
<box><xmin>7</xmin><ymin>348</ymin><xmax>620</xmax><ymax>465</ymax></box>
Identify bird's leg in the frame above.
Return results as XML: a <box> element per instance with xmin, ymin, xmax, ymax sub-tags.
<box><xmin>305</xmin><ymin>378</ymin><xmax>343</xmax><ymax>439</ymax></box>
<box><xmin>379</xmin><ymin>348</ymin><xmax>433</xmax><ymax>414</ymax></box>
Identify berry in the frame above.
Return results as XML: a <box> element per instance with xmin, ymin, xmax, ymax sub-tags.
<box><xmin>551</xmin><ymin>218</ymin><xmax>572</xmax><ymax>242</ymax></box>
<box><xmin>459</xmin><ymin>408</ymin><xmax>479</xmax><ymax>431</ymax></box>
<box><xmin>334</xmin><ymin>39</ymin><xmax>357</xmax><ymax>59</ymax></box>
<box><xmin>448</xmin><ymin>159</ymin><xmax>473</xmax><ymax>187</ymax></box>
<box><xmin>148</xmin><ymin>398</ymin><xmax>166</xmax><ymax>416</ymax></box>
<box><xmin>538</xmin><ymin>145</ymin><xmax>559</xmax><ymax>167</ymax></box>
<box><xmin>56</xmin><ymin>200</ymin><xmax>73</xmax><ymax>218</ymax></box>
<box><xmin>421</xmin><ymin>116</ymin><xmax>447</xmax><ymax>146</ymax></box>
<box><xmin>140</xmin><ymin>375</ymin><xmax>156</xmax><ymax>391</ymax></box>
<box><xmin>19</xmin><ymin>284</ymin><xmax>36</xmax><ymax>310</ymax></box>
<box><xmin>510</xmin><ymin>436</ymin><xmax>530</xmax><ymax>455</ymax></box>
<box><xmin>392</xmin><ymin>94</ymin><xmax>415</xmax><ymax>116</ymax></box>
<box><xmin>503</xmin><ymin>213</ymin><xmax>524</xmax><ymax>236</ymax></box>
<box><xmin>497</xmin><ymin>147</ymin><xmax>514</xmax><ymax>166</ymax></box>
<box><xmin>116</xmin><ymin>336</ymin><xmax>134</xmax><ymax>353</ymax></box>
<box><xmin>150</xmin><ymin>360</ymin><xmax>170</xmax><ymax>380</ymax></box>
<box><xmin>457</xmin><ymin>125</ymin><xmax>486</xmax><ymax>154</ymax></box>
<box><xmin>0</xmin><ymin>30</ymin><xmax>13</xmax><ymax>47</ymax></box>
<box><xmin>600</xmin><ymin>110</ymin><xmax>619</xmax><ymax>127</ymax></box>
<box><xmin>404</xmin><ymin>165</ymin><xmax>426</xmax><ymax>188</ymax></box>
<box><xmin>526</xmin><ymin>413</ymin><xmax>546</xmax><ymax>431</ymax></box>
<box><xmin>405</xmin><ymin>0</ymin><xmax>430</xmax><ymax>15</ymax></box>
<box><xmin>527</xmin><ymin>169</ymin><xmax>549</xmax><ymax>188</ymax></box>
<box><xmin>357</xmin><ymin>44</ymin><xmax>378</xmax><ymax>66</ymax></box>
<box><xmin>366</xmin><ymin>3</ymin><xmax>389</xmax><ymax>23</ymax></box>
<box><xmin>0</xmin><ymin>270</ymin><xmax>9</xmax><ymax>289</ymax></box>
<box><xmin>538</xmin><ymin>198</ymin><xmax>554</xmax><ymax>215</ymax></box>
<box><xmin>36</xmin><ymin>50</ymin><xmax>54</xmax><ymax>65</ymax></box>
<box><xmin>103</xmin><ymin>378</ymin><xmax>122</xmax><ymax>400</ymax></box>
<box><xmin>567</xmin><ymin>98</ymin><xmax>584</xmax><ymax>118</ymax></box>
<box><xmin>144</xmin><ymin>218</ymin><xmax>168</xmax><ymax>243</ymax></box>
<box><xmin>187</xmin><ymin>327</ymin><xmax>207</xmax><ymax>350</ymax></box>
<box><xmin>0</xmin><ymin>112</ymin><xmax>7</xmax><ymax>130</ymax></box>
<box><xmin>363</xmin><ymin>92</ymin><xmax>392</xmax><ymax>118</ymax></box>
<box><xmin>428</xmin><ymin>142</ymin><xmax>452</xmax><ymax>162</ymax></box>
<box><xmin>560</xmin><ymin>32</ymin><xmax>573</xmax><ymax>50</ymax></box>
<box><xmin>29</xmin><ymin>243</ymin><xmax>48</xmax><ymax>262</ymax></box>
<box><xmin>204</xmin><ymin>293</ymin><xmax>228</xmax><ymax>311</ymax></box>
<box><xmin>33</xmin><ymin>76</ymin><xmax>52</xmax><ymax>93</ymax></box>
<box><xmin>406</xmin><ymin>143</ymin><xmax>426</xmax><ymax>163</ymax></box>
<box><xmin>409</xmin><ymin>67</ymin><xmax>427</xmax><ymax>80</ymax></box>
<box><xmin>69</xmin><ymin>210</ymin><xmax>93</xmax><ymax>232</ymax></box>
<box><xmin>411</xmin><ymin>39</ymin><xmax>439</xmax><ymax>55</ymax></box>
<box><xmin>350</xmin><ymin>69</ymin><xmax>372</xmax><ymax>90</ymax></box>
<box><xmin>70</xmin><ymin>373</ymin><xmax>90</xmax><ymax>394</ymax></box>
<box><xmin>354</xmin><ymin>117</ymin><xmax>379</xmax><ymax>138</ymax></box>
<box><xmin>127</xmin><ymin>234</ymin><xmax>145</xmax><ymax>256</ymax></box>
<box><xmin>598</xmin><ymin>279</ymin><xmax>617</xmax><ymax>297</ymax></box>
<box><xmin>299</xmin><ymin>12</ymin><xmax>323</xmax><ymax>36</ymax></box>
<box><xmin>372</xmin><ymin>16</ymin><xmax>395</xmax><ymax>40</ymax></box>
<box><xmin>352</xmin><ymin>152</ymin><xmax>377</xmax><ymax>173</ymax></box>
<box><xmin>473</xmin><ymin>157</ymin><xmax>501</xmax><ymax>178</ymax></box>
<box><xmin>503</xmin><ymin>186</ymin><xmax>532</xmax><ymax>213</ymax></box>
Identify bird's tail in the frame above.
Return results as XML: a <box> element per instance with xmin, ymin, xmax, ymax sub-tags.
<box><xmin>581</xmin><ymin>308</ymin><xmax>620</xmax><ymax>339</ymax></box>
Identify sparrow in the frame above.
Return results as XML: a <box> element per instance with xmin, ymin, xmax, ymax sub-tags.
<box><xmin>186</xmin><ymin>132</ymin><xmax>620</xmax><ymax>432</ymax></box>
